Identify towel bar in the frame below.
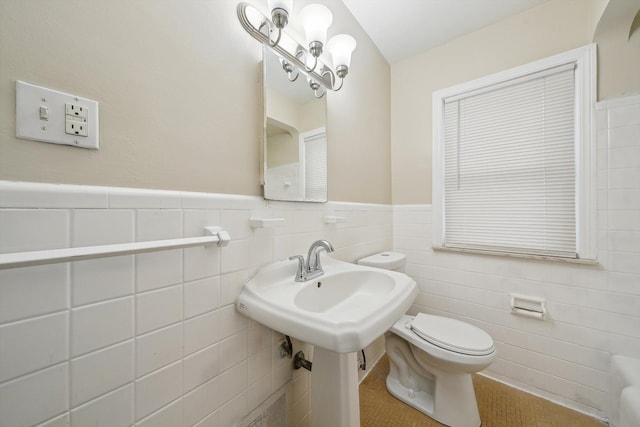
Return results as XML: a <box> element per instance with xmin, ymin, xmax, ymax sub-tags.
<box><xmin>0</xmin><ymin>226</ymin><xmax>230</xmax><ymax>270</ymax></box>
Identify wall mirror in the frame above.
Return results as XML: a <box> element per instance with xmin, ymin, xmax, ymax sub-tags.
<box><xmin>263</xmin><ymin>46</ymin><xmax>328</xmax><ymax>202</ymax></box>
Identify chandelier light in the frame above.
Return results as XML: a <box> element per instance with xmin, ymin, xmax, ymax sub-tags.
<box><xmin>237</xmin><ymin>1</ymin><xmax>357</xmax><ymax>98</ymax></box>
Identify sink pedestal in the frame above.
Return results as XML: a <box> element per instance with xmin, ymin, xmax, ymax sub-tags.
<box><xmin>236</xmin><ymin>255</ymin><xmax>418</xmax><ymax>424</ymax></box>
<box><xmin>310</xmin><ymin>348</ymin><xmax>360</xmax><ymax>427</ymax></box>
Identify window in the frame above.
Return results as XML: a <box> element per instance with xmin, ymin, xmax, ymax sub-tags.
<box><xmin>432</xmin><ymin>44</ymin><xmax>596</xmax><ymax>260</ymax></box>
<box><xmin>300</xmin><ymin>127</ymin><xmax>327</xmax><ymax>202</ymax></box>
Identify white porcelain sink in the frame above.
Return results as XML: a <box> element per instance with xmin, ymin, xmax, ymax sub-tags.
<box><xmin>236</xmin><ymin>254</ymin><xmax>417</xmax><ymax>353</ymax></box>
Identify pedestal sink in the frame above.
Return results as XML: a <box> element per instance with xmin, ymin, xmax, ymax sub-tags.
<box><xmin>236</xmin><ymin>254</ymin><xmax>417</xmax><ymax>426</ymax></box>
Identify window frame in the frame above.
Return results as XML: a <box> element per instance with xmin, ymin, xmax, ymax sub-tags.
<box><xmin>432</xmin><ymin>44</ymin><xmax>597</xmax><ymax>261</ymax></box>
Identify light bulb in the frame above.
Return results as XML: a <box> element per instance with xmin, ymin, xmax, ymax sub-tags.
<box><xmin>304</xmin><ymin>51</ymin><xmax>316</xmax><ymax>70</ymax></box>
<box><xmin>298</xmin><ymin>4</ymin><xmax>333</xmax><ymax>55</ymax></box>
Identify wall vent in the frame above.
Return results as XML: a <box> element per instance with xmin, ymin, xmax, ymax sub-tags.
<box><xmin>241</xmin><ymin>387</ymin><xmax>287</xmax><ymax>427</ymax></box>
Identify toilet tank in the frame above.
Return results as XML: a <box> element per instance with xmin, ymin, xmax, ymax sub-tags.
<box><xmin>357</xmin><ymin>251</ymin><xmax>406</xmax><ymax>273</ymax></box>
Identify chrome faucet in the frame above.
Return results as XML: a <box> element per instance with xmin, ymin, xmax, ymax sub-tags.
<box><xmin>306</xmin><ymin>240</ymin><xmax>334</xmax><ymax>275</ymax></box>
<box><xmin>289</xmin><ymin>240</ymin><xmax>334</xmax><ymax>282</ymax></box>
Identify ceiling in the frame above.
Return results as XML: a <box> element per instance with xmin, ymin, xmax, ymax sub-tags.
<box><xmin>341</xmin><ymin>0</ymin><xmax>551</xmax><ymax>63</ymax></box>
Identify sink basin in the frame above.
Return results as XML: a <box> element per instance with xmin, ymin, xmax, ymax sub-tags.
<box><xmin>236</xmin><ymin>254</ymin><xmax>417</xmax><ymax>353</ymax></box>
<box><xmin>295</xmin><ymin>270</ymin><xmax>395</xmax><ymax>313</ymax></box>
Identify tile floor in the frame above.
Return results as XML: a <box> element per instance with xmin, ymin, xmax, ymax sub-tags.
<box><xmin>359</xmin><ymin>355</ymin><xmax>605</xmax><ymax>427</ymax></box>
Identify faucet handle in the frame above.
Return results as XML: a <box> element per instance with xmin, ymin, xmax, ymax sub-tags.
<box><xmin>289</xmin><ymin>255</ymin><xmax>306</xmax><ymax>282</ymax></box>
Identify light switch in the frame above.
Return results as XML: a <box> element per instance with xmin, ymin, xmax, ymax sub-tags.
<box><xmin>39</xmin><ymin>106</ymin><xmax>49</xmax><ymax>121</ymax></box>
<box><xmin>16</xmin><ymin>81</ymin><xmax>99</xmax><ymax>150</ymax></box>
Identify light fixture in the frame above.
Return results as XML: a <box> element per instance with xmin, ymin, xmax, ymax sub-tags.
<box><xmin>327</xmin><ymin>34</ymin><xmax>356</xmax><ymax>78</ymax></box>
<box><xmin>308</xmin><ymin>76</ymin><xmax>324</xmax><ymax>98</ymax></box>
<box><xmin>304</xmin><ymin>53</ymin><xmax>325</xmax><ymax>98</ymax></box>
<box><xmin>298</xmin><ymin>4</ymin><xmax>332</xmax><ymax>71</ymax></box>
<box><xmin>266</xmin><ymin>0</ymin><xmax>292</xmax><ymax>45</ymax></box>
<box><xmin>237</xmin><ymin>1</ymin><xmax>356</xmax><ymax>98</ymax></box>
<box><xmin>280</xmin><ymin>57</ymin><xmax>299</xmax><ymax>82</ymax></box>
<box><xmin>267</xmin><ymin>0</ymin><xmax>292</xmax><ymax>28</ymax></box>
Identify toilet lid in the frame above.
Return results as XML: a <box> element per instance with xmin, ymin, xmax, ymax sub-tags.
<box><xmin>410</xmin><ymin>313</ymin><xmax>495</xmax><ymax>356</ymax></box>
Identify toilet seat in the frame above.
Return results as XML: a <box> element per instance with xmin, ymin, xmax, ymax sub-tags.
<box><xmin>410</xmin><ymin>313</ymin><xmax>495</xmax><ymax>356</ymax></box>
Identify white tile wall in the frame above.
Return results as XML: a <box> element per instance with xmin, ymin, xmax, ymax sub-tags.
<box><xmin>0</xmin><ymin>363</ymin><xmax>68</xmax><ymax>426</ymax></box>
<box><xmin>39</xmin><ymin>413</ymin><xmax>71</xmax><ymax>427</ymax></box>
<box><xmin>183</xmin><ymin>376</ymin><xmax>220</xmax><ymax>427</ymax></box>
<box><xmin>184</xmin><ymin>343</ymin><xmax>220</xmax><ymax>393</ymax></box>
<box><xmin>70</xmin><ymin>340</ymin><xmax>134</xmax><ymax>406</ymax></box>
<box><xmin>71</xmin><ymin>297</ymin><xmax>134</xmax><ymax>357</ymax></box>
<box><xmin>184</xmin><ymin>277</ymin><xmax>220</xmax><ymax>319</ymax></box>
<box><xmin>70</xmin><ymin>385</ymin><xmax>134</xmax><ymax>427</ymax></box>
<box><xmin>135</xmin><ymin>360</ymin><xmax>183</xmax><ymax>420</ymax></box>
<box><xmin>0</xmin><ymin>209</ymin><xmax>69</xmax><ymax>254</ymax></box>
<box><xmin>0</xmin><ymin>263</ymin><xmax>68</xmax><ymax>323</ymax></box>
<box><xmin>0</xmin><ymin>311</ymin><xmax>68</xmax><ymax>382</ymax></box>
<box><xmin>135</xmin><ymin>249</ymin><xmax>183</xmax><ymax>292</ymax></box>
<box><xmin>0</xmin><ymin>182</ymin><xmax>392</xmax><ymax>426</ymax></box>
<box><xmin>135</xmin><ymin>285</ymin><xmax>183</xmax><ymax>334</ymax></box>
<box><xmin>393</xmin><ymin>95</ymin><xmax>640</xmax><ymax>422</ymax></box>
<box><xmin>218</xmin><ymin>391</ymin><xmax>249</xmax><ymax>427</ymax></box>
<box><xmin>183</xmin><ymin>310</ymin><xmax>221</xmax><ymax>357</ymax></box>
<box><xmin>136</xmin><ymin>397</ymin><xmax>182</xmax><ymax>427</ymax></box>
<box><xmin>72</xmin><ymin>256</ymin><xmax>134</xmax><ymax>306</ymax></box>
<box><xmin>136</xmin><ymin>324</ymin><xmax>183</xmax><ymax>377</ymax></box>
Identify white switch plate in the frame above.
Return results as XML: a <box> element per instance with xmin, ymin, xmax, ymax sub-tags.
<box><xmin>16</xmin><ymin>81</ymin><xmax>99</xmax><ymax>150</ymax></box>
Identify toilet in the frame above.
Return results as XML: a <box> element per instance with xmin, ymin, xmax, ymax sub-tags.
<box><xmin>358</xmin><ymin>252</ymin><xmax>496</xmax><ymax>427</ymax></box>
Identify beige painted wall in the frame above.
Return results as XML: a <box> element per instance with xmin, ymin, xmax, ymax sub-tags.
<box><xmin>323</xmin><ymin>0</ymin><xmax>391</xmax><ymax>204</ymax></box>
<box><xmin>265</xmin><ymin>87</ymin><xmax>326</xmax><ymax>133</ymax></box>
<box><xmin>0</xmin><ymin>0</ymin><xmax>391</xmax><ymax>204</ymax></box>
<box><xmin>390</xmin><ymin>0</ymin><xmax>635</xmax><ymax>205</ymax></box>
<box><xmin>266</xmin><ymin>131</ymin><xmax>297</xmax><ymax>167</ymax></box>
<box><xmin>266</xmin><ymin>88</ymin><xmax>301</xmax><ymax>131</ymax></box>
<box><xmin>594</xmin><ymin>0</ymin><xmax>640</xmax><ymax>100</ymax></box>
<box><xmin>299</xmin><ymin>99</ymin><xmax>326</xmax><ymax>132</ymax></box>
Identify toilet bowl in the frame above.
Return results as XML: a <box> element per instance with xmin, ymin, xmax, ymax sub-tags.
<box><xmin>357</xmin><ymin>251</ymin><xmax>496</xmax><ymax>427</ymax></box>
<box><xmin>386</xmin><ymin>314</ymin><xmax>496</xmax><ymax>427</ymax></box>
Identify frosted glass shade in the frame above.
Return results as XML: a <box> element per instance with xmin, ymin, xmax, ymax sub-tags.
<box><xmin>327</xmin><ymin>34</ymin><xmax>356</xmax><ymax>68</ymax></box>
<box><xmin>267</xmin><ymin>0</ymin><xmax>292</xmax><ymax>15</ymax></box>
<box><xmin>304</xmin><ymin>53</ymin><xmax>316</xmax><ymax>70</ymax></box>
<box><xmin>298</xmin><ymin>4</ymin><xmax>333</xmax><ymax>46</ymax></box>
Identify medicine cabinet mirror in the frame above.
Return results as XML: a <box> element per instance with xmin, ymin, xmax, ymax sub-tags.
<box><xmin>262</xmin><ymin>47</ymin><xmax>328</xmax><ymax>202</ymax></box>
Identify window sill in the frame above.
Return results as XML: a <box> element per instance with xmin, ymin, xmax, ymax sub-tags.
<box><xmin>432</xmin><ymin>245</ymin><xmax>599</xmax><ymax>265</ymax></box>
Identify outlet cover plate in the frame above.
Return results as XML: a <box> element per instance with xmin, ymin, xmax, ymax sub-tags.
<box><xmin>16</xmin><ymin>81</ymin><xmax>99</xmax><ymax>150</ymax></box>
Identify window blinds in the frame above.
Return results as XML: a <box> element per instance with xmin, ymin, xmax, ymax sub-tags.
<box><xmin>442</xmin><ymin>65</ymin><xmax>577</xmax><ymax>258</ymax></box>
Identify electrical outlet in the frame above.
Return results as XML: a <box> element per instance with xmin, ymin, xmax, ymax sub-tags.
<box><xmin>65</xmin><ymin>102</ymin><xmax>89</xmax><ymax>137</ymax></box>
<box><xmin>65</xmin><ymin>119</ymin><xmax>88</xmax><ymax>137</ymax></box>
<box><xmin>65</xmin><ymin>103</ymin><xmax>88</xmax><ymax>119</ymax></box>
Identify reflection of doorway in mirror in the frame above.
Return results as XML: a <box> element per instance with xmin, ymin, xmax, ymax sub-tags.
<box><xmin>300</xmin><ymin>127</ymin><xmax>327</xmax><ymax>202</ymax></box>
<box><xmin>265</xmin><ymin>119</ymin><xmax>302</xmax><ymax>200</ymax></box>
